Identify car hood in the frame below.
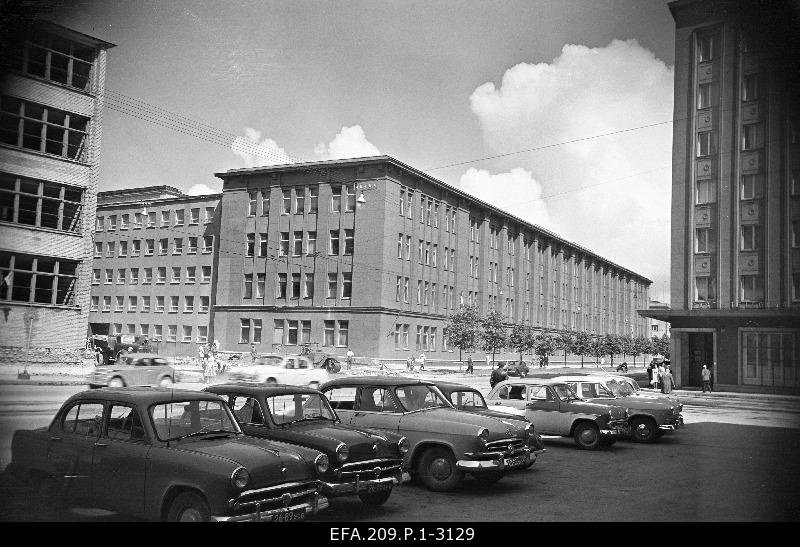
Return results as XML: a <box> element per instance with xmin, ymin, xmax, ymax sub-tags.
<box><xmin>585</xmin><ymin>395</ymin><xmax>672</xmax><ymax>411</ymax></box>
<box><xmin>464</xmin><ymin>407</ymin><xmax>528</xmax><ymax>421</ymax></box>
<box><xmin>173</xmin><ymin>435</ymin><xmax>317</xmax><ymax>486</ymax></box>
<box><xmin>399</xmin><ymin>407</ymin><xmax>525</xmax><ymax>440</ymax></box>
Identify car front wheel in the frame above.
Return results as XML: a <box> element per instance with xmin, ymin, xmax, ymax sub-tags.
<box><xmin>417</xmin><ymin>447</ymin><xmax>463</xmax><ymax>492</ymax></box>
<box><xmin>167</xmin><ymin>492</ymin><xmax>211</xmax><ymax>522</ymax></box>
<box><xmin>573</xmin><ymin>422</ymin><xmax>601</xmax><ymax>450</ymax></box>
<box><xmin>630</xmin><ymin>417</ymin><xmax>658</xmax><ymax>443</ymax></box>
<box><xmin>358</xmin><ymin>488</ymin><xmax>392</xmax><ymax>505</ymax></box>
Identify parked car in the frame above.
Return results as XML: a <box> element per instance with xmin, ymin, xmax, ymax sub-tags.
<box><xmin>6</xmin><ymin>387</ymin><xmax>331</xmax><ymax>521</ymax></box>
<box><xmin>505</xmin><ymin>361</ymin><xmax>530</xmax><ymax>378</ymax></box>
<box><xmin>86</xmin><ymin>352</ymin><xmax>175</xmax><ymax>389</ymax></box>
<box><xmin>91</xmin><ymin>334</ymin><xmax>152</xmax><ymax>365</ymax></box>
<box><xmin>319</xmin><ymin>376</ymin><xmax>533</xmax><ymax>491</ymax></box>
<box><xmin>550</xmin><ymin>374</ymin><xmax>684</xmax><ymax>442</ymax></box>
<box><xmin>485</xmin><ymin>379</ymin><xmax>630</xmax><ymax>450</ymax></box>
<box><xmin>610</xmin><ymin>374</ymin><xmax>683</xmax><ymax>405</ymax></box>
<box><xmin>205</xmin><ymin>383</ymin><xmax>409</xmax><ymax>505</ymax></box>
<box><xmin>229</xmin><ymin>354</ymin><xmax>329</xmax><ymax>388</ymax></box>
<box><xmin>431</xmin><ymin>380</ymin><xmax>546</xmax><ymax>460</ymax></box>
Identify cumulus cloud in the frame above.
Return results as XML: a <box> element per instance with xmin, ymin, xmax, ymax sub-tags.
<box><xmin>230</xmin><ymin>127</ymin><xmax>293</xmax><ymax>167</ymax></box>
<box><xmin>314</xmin><ymin>125</ymin><xmax>381</xmax><ymax>160</ymax></box>
<box><xmin>186</xmin><ymin>183</ymin><xmax>219</xmax><ymax>196</ymax></box>
<box><xmin>467</xmin><ymin>39</ymin><xmax>673</xmax><ymax>291</ymax></box>
<box><xmin>459</xmin><ymin>167</ymin><xmax>550</xmax><ymax>229</ymax></box>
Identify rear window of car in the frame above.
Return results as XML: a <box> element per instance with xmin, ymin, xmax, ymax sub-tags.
<box><xmin>107</xmin><ymin>405</ymin><xmax>146</xmax><ymax>441</ymax></box>
<box><xmin>325</xmin><ymin>386</ymin><xmax>357</xmax><ymax>410</ymax></box>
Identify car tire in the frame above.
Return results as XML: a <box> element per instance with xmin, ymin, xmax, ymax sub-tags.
<box><xmin>266</xmin><ymin>377</ymin><xmax>277</xmax><ymax>385</ymax></box>
<box><xmin>108</xmin><ymin>377</ymin><xmax>125</xmax><ymax>388</ymax></box>
<box><xmin>474</xmin><ymin>471</ymin><xmax>504</xmax><ymax>484</ymax></box>
<box><xmin>417</xmin><ymin>447</ymin><xmax>463</xmax><ymax>492</ymax></box>
<box><xmin>158</xmin><ymin>376</ymin><xmax>173</xmax><ymax>388</ymax></box>
<box><xmin>630</xmin><ymin>417</ymin><xmax>658</xmax><ymax>443</ymax></box>
<box><xmin>573</xmin><ymin>422</ymin><xmax>601</xmax><ymax>450</ymax></box>
<box><xmin>166</xmin><ymin>491</ymin><xmax>212</xmax><ymax>522</ymax></box>
<box><xmin>357</xmin><ymin>488</ymin><xmax>392</xmax><ymax>506</ymax></box>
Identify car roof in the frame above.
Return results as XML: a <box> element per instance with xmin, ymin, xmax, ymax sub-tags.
<box><xmin>322</xmin><ymin>375</ymin><xmax>435</xmax><ymax>387</ymax></box>
<box><xmin>205</xmin><ymin>383</ymin><xmax>320</xmax><ymax>397</ymax></box>
<box><xmin>494</xmin><ymin>378</ymin><xmax>567</xmax><ymax>387</ymax></box>
<box><xmin>67</xmin><ymin>387</ymin><xmax>223</xmax><ymax>405</ymax></box>
<box><xmin>430</xmin><ymin>381</ymin><xmax>481</xmax><ymax>393</ymax></box>
<box><xmin>548</xmin><ymin>375</ymin><xmax>611</xmax><ymax>382</ymax></box>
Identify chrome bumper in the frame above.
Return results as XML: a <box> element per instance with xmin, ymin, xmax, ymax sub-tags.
<box><xmin>213</xmin><ymin>495</ymin><xmax>329</xmax><ymax>522</ymax></box>
<box><xmin>600</xmin><ymin>423</ymin><xmax>630</xmax><ymax>437</ymax></box>
<box><xmin>457</xmin><ymin>448</ymin><xmax>531</xmax><ymax>472</ymax></box>
<box><xmin>320</xmin><ymin>472</ymin><xmax>407</xmax><ymax>497</ymax></box>
<box><xmin>660</xmin><ymin>415</ymin><xmax>684</xmax><ymax>430</ymax></box>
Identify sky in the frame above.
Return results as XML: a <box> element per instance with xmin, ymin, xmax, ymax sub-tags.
<box><xmin>46</xmin><ymin>0</ymin><xmax>676</xmax><ymax>301</ymax></box>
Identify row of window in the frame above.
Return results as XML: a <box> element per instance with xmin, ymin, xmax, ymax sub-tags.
<box><xmin>0</xmin><ymin>95</ymin><xmax>89</xmax><ymax>161</ymax></box>
<box><xmin>92</xmin><ymin>236</ymin><xmax>215</xmax><ymax>258</ymax></box>
<box><xmin>9</xmin><ymin>30</ymin><xmax>95</xmax><ymax>92</ymax></box>
<box><xmin>243</xmin><ymin>271</ymin><xmax>352</xmax><ymax>300</ymax></box>
<box><xmin>107</xmin><ymin>322</ymin><xmax>209</xmax><ymax>344</ymax></box>
<box><xmin>238</xmin><ymin>318</ymin><xmax>350</xmax><ymax>348</ymax></box>
<box><xmin>92</xmin><ymin>266</ymin><xmax>212</xmax><ymax>285</ymax></box>
<box><xmin>394</xmin><ymin>276</ymin><xmax>457</xmax><ymax>309</ymax></box>
<box><xmin>95</xmin><ymin>207</ymin><xmax>215</xmax><ymax>231</ymax></box>
<box><xmin>247</xmin><ymin>184</ymin><xmax>356</xmax><ymax>216</ymax></box>
<box><xmin>398</xmin><ymin>186</ymin><xmax>458</xmax><ymax>232</ymax></box>
<box><xmin>697</xmin><ymin>74</ymin><xmax>759</xmax><ymax>110</ymax></box>
<box><xmin>393</xmin><ymin>323</ymin><xmax>443</xmax><ymax>352</ymax></box>
<box><xmin>246</xmin><ymin>229</ymin><xmax>354</xmax><ymax>258</ymax></box>
<box><xmin>395</xmin><ymin>233</ymin><xmax>457</xmax><ymax>271</ymax></box>
<box><xmin>693</xmin><ymin>274</ymin><xmax>800</xmax><ymax>303</ymax></box>
<box><xmin>696</xmin><ymin>124</ymin><xmax>764</xmax><ymax>158</ymax></box>
<box><xmin>0</xmin><ymin>173</ymin><xmax>83</xmax><ymax>233</ymax></box>
<box><xmin>0</xmin><ymin>252</ymin><xmax>77</xmax><ymax>305</ymax></box>
<box><xmin>91</xmin><ymin>294</ymin><xmax>211</xmax><ymax>314</ymax></box>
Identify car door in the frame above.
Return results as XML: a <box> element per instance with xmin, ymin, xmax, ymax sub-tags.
<box><xmin>524</xmin><ymin>386</ymin><xmax>564</xmax><ymax>435</ymax></box>
<box><xmin>282</xmin><ymin>358</ymin><xmax>300</xmax><ymax>385</ymax></box>
<box><xmin>92</xmin><ymin>404</ymin><xmax>149</xmax><ymax>516</ymax></box>
<box><xmin>349</xmin><ymin>386</ymin><xmax>403</xmax><ymax>433</ymax></box>
<box><xmin>47</xmin><ymin>401</ymin><xmax>104</xmax><ymax>502</ymax></box>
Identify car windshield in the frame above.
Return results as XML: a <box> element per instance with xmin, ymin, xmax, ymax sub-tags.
<box><xmin>607</xmin><ymin>380</ymin><xmax>634</xmax><ymax>396</ymax></box>
<box><xmin>150</xmin><ymin>399</ymin><xmax>240</xmax><ymax>441</ymax></box>
<box><xmin>393</xmin><ymin>385</ymin><xmax>451</xmax><ymax>412</ymax></box>
<box><xmin>552</xmin><ymin>383</ymin><xmax>580</xmax><ymax>402</ymax></box>
<box><xmin>267</xmin><ymin>393</ymin><xmax>336</xmax><ymax>426</ymax></box>
<box><xmin>449</xmin><ymin>389</ymin><xmax>487</xmax><ymax>410</ymax></box>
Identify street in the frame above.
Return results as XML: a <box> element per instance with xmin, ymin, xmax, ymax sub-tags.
<box><xmin>0</xmin><ymin>377</ymin><xmax>799</xmax><ymax>521</ymax></box>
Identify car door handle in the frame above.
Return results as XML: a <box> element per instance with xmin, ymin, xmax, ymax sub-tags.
<box><xmin>94</xmin><ymin>442</ymin><xmax>107</xmax><ymax>447</ymax></box>
<box><xmin>50</xmin><ymin>436</ymin><xmax>62</xmax><ymax>441</ymax></box>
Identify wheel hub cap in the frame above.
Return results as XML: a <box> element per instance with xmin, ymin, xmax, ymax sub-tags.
<box><xmin>430</xmin><ymin>458</ymin><xmax>453</xmax><ymax>481</ymax></box>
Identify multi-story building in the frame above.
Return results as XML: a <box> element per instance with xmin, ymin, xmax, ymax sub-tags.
<box><xmin>0</xmin><ymin>21</ymin><xmax>114</xmax><ymax>354</ymax></box>
<box><xmin>648</xmin><ymin>299</ymin><xmax>671</xmax><ymax>339</ymax></box>
<box><xmin>213</xmin><ymin>156</ymin><xmax>651</xmax><ymax>359</ymax></box>
<box><xmin>89</xmin><ymin>186</ymin><xmax>220</xmax><ymax>357</ymax></box>
<box><xmin>642</xmin><ymin>0</ymin><xmax>800</xmax><ymax>393</ymax></box>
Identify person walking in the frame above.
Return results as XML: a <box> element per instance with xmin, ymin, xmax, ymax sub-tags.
<box><xmin>656</xmin><ymin>363</ymin><xmax>665</xmax><ymax>391</ymax></box>
<box><xmin>418</xmin><ymin>352</ymin><xmax>426</xmax><ymax>371</ymax></box>
<box><xmin>701</xmin><ymin>364</ymin><xmax>712</xmax><ymax>393</ymax></box>
<box><xmin>409</xmin><ymin>354</ymin><xmax>416</xmax><ymax>372</ymax></box>
<box><xmin>406</xmin><ymin>355</ymin><xmax>412</xmax><ymax>371</ymax></box>
<box><xmin>661</xmin><ymin>365</ymin><xmax>675</xmax><ymax>394</ymax></box>
<box><xmin>490</xmin><ymin>362</ymin><xmax>507</xmax><ymax>388</ymax></box>
<box><xmin>485</xmin><ymin>354</ymin><xmax>491</xmax><ymax>370</ymax></box>
<box><xmin>466</xmin><ymin>355</ymin><xmax>474</xmax><ymax>375</ymax></box>
<box><xmin>345</xmin><ymin>348</ymin><xmax>355</xmax><ymax>370</ymax></box>
<box><xmin>650</xmin><ymin>364</ymin><xmax>660</xmax><ymax>390</ymax></box>
<box><xmin>250</xmin><ymin>343</ymin><xmax>258</xmax><ymax>364</ymax></box>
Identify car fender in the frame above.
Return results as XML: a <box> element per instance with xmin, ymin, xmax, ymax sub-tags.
<box><xmin>407</xmin><ymin>439</ymin><xmax>460</xmax><ymax>470</ymax></box>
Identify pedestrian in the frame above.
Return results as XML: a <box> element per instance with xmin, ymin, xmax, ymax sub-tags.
<box><xmin>650</xmin><ymin>364</ymin><xmax>660</xmax><ymax>390</ymax></box>
<box><xmin>661</xmin><ymin>365</ymin><xmax>675</xmax><ymax>394</ymax></box>
<box><xmin>409</xmin><ymin>354</ymin><xmax>416</xmax><ymax>372</ymax></box>
<box><xmin>406</xmin><ymin>355</ymin><xmax>412</xmax><ymax>371</ymax></box>
<box><xmin>485</xmin><ymin>354</ymin><xmax>491</xmax><ymax>370</ymax></box>
<box><xmin>345</xmin><ymin>348</ymin><xmax>355</xmax><ymax>370</ymax></box>
<box><xmin>647</xmin><ymin>362</ymin><xmax>654</xmax><ymax>386</ymax></box>
<box><xmin>466</xmin><ymin>355</ymin><xmax>474</xmax><ymax>374</ymax></box>
<box><xmin>490</xmin><ymin>362</ymin><xmax>507</xmax><ymax>388</ymax></box>
<box><xmin>707</xmin><ymin>363</ymin><xmax>714</xmax><ymax>390</ymax></box>
<box><xmin>701</xmin><ymin>364</ymin><xmax>712</xmax><ymax>393</ymax></box>
<box><xmin>250</xmin><ymin>343</ymin><xmax>258</xmax><ymax>364</ymax></box>
<box><xmin>656</xmin><ymin>363</ymin><xmax>665</xmax><ymax>391</ymax></box>
<box><xmin>418</xmin><ymin>352</ymin><xmax>426</xmax><ymax>371</ymax></box>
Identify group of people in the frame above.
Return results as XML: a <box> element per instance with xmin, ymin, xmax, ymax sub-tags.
<box><xmin>647</xmin><ymin>360</ymin><xmax>676</xmax><ymax>394</ymax></box>
<box><xmin>405</xmin><ymin>352</ymin><xmax>426</xmax><ymax>371</ymax></box>
<box><xmin>198</xmin><ymin>340</ymin><xmax>221</xmax><ymax>383</ymax></box>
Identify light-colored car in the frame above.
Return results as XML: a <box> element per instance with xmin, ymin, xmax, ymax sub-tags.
<box><xmin>87</xmin><ymin>353</ymin><xmax>174</xmax><ymax>389</ymax></box>
<box><xmin>485</xmin><ymin>378</ymin><xmax>629</xmax><ymax>450</ymax></box>
<box><xmin>320</xmin><ymin>376</ymin><xmax>534</xmax><ymax>492</ymax></box>
<box><xmin>229</xmin><ymin>354</ymin><xmax>329</xmax><ymax>389</ymax></box>
<box><xmin>550</xmin><ymin>375</ymin><xmax>684</xmax><ymax>443</ymax></box>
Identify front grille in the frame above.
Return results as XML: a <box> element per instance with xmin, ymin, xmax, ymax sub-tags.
<box><xmin>335</xmin><ymin>458</ymin><xmax>403</xmax><ymax>480</ymax></box>
<box><xmin>231</xmin><ymin>480</ymin><xmax>318</xmax><ymax>512</ymax></box>
<box><xmin>484</xmin><ymin>438</ymin><xmax>525</xmax><ymax>453</ymax></box>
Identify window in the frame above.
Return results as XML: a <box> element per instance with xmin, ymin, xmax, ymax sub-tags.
<box><xmin>190</xmin><ymin>208</ymin><xmax>199</xmax><ymax>225</ymax></box>
<box><xmin>432</xmin><ymin>244</ymin><xmax>438</xmax><ymax>268</ymax></box>
<box><xmin>256</xmin><ymin>273</ymin><xmax>265</xmax><ymax>298</ymax></box>
<box><xmin>273</xmin><ymin>319</ymin><xmax>285</xmax><ymax>345</ymax></box>
<box><xmin>201</xmin><ymin>266</ymin><xmax>211</xmax><ymax>283</ymax></box>
<box><xmin>143</xmin><ymin>268</ymin><xmax>152</xmax><ymax>284</ymax></box>
<box><xmin>329</xmin><ymin>230</ymin><xmax>340</xmax><ymax>255</ymax></box>
<box><xmin>697</xmin><ymin>83</ymin><xmax>712</xmax><ymax>109</ymax></box>
<box><xmin>171</xmin><ymin>267</ymin><xmax>181</xmax><ymax>284</ymax></box>
<box><xmin>418</xmin><ymin>240</ymin><xmax>424</xmax><ymax>264</ymax></box>
<box><xmin>695</xmin><ymin>276</ymin><xmax>716</xmax><ymax>301</ymax></box>
<box><xmin>405</xmin><ymin>236</ymin><xmax>411</xmax><ymax>260</ymax></box>
<box><xmin>792</xmin><ymin>220</ymin><xmax>800</xmax><ymax>248</ymax></box>
<box><xmin>740</xmin><ymin>224</ymin><xmax>760</xmax><ymax>251</ymax></box>
<box><xmin>248</xmin><ymin>191</ymin><xmax>258</xmax><ymax>216</ymax></box>
<box><xmin>94</xmin><ymin>242</ymin><xmax>102</xmax><ymax>258</ymax></box>
<box><xmin>403</xmin><ymin>277</ymin><xmax>409</xmax><ymax>303</ymax></box>
<box><xmin>698</xmin><ymin>35</ymin><xmax>713</xmax><ymax>62</ymax></box>
<box><xmin>294</xmin><ymin>187</ymin><xmax>305</xmax><ymax>214</ymax></box>
<box><xmin>406</xmin><ymin>191</ymin><xmax>413</xmax><ymax>219</ymax></box>
<box><xmin>197</xmin><ymin>326</ymin><xmax>208</xmax><ymax>344</ymax></box>
<box><xmin>169</xmin><ymin>296</ymin><xmax>179</xmax><ymax>313</ymax></box>
<box><xmin>243</xmin><ymin>273</ymin><xmax>253</xmax><ymax>299</ymax></box>
<box><xmin>153</xmin><ymin>325</ymin><xmax>163</xmax><ymax>341</ymax></box>
<box><xmin>419</xmin><ymin>196</ymin><xmax>425</xmax><ymax>223</ymax></box>
<box><xmin>199</xmin><ymin>296</ymin><xmax>210</xmax><ymax>313</ymax></box>
<box><xmin>118</xmin><ymin>240</ymin><xmax>128</xmax><ymax>258</ymax></box>
<box><xmin>156</xmin><ymin>267</ymin><xmax>166</xmax><ymax>284</ymax></box>
<box><xmin>147</xmin><ymin>212</ymin><xmax>156</xmax><ymax>228</ymax></box>
<box><xmin>257</xmin><ymin>233</ymin><xmax>267</xmax><ymax>257</ymax></box>
<box><xmin>293</xmin><ymin>231</ymin><xmax>303</xmax><ymax>256</ymax></box>
<box><xmin>117</xmin><ymin>268</ymin><xmax>126</xmax><ymax>285</ymax></box>
<box><xmin>132</xmin><ymin>240</ymin><xmax>141</xmax><ymax>257</ymax></box>
<box><xmin>90</xmin><ymin>296</ymin><xmax>98</xmax><ymax>311</ymax></box>
<box><xmin>145</xmin><ymin>239</ymin><xmax>154</xmax><ymax>256</ymax></box>
<box><xmin>92</xmin><ymin>269</ymin><xmax>100</xmax><ymax>285</ymax></box>
<box><xmin>184</xmin><ymin>296</ymin><xmax>194</xmax><ymax>313</ymax></box>
<box><xmin>115</xmin><ymin>296</ymin><xmax>123</xmax><ymax>312</ymax></box>
<box><xmin>205</xmin><ymin>207</ymin><xmax>214</xmax><ymax>223</ymax></box>
<box><xmin>417</xmin><ymin>280</ymin><xmax>422</xmax><ymax>304</ymax></box>
<box><xmin>306</xmin><ymin>231</ymin><xmax>317</xmax><ymax>255</ymax></box>
<box><xmin>0</xmin><ymin>173</ymin><xmax>84</xmax><ymax>233</ymax></box>
<box><xmin>423</xmin><ymin>281</ymin><xmax>429</xmax><ymax>305</ymax></box>
<box><xmin>279</xmin><ymin>232</ymin><xmax>289</xmax><ymax>257</ymax></box>
<box><xmin>102</xmin><ymin>296</ymin><xmax>111</xmax><ymax>312</ymax></box>
<box><xmin>260</xmin><ymin>189</ymin><xmax>270</xmax><ymax>216</ymax></box>
<box><xmin>327</xmin><ymin>273</ymin><xmax>338</xmax><ymax>298</ymax></box>
<box><xmin>397</xmin><ymin>234</ymin><xmax>403</xmax><ymax>258</ymax></box>
<box><xmin>400</xmin><ymin>188</ymin><xmax>406</xmax><ymax>216</ymax></box>
<box><xmin>104</xmin><ymin>269</ymin><xmax>113</xmax><ymax>285</ymax></box>
<box><xmin>303</xmin><ymin>273</ymin><xmax>314</xmax><ymax>298</ymax></box>
<box><xmin>337</xmin><ymin>321</ymin><xmax>349</xmax><ymax>347</ymax></box>
<box><xmin>690</xmin><ymin>179</ymin><xmax>715</xmax><ymax>205</ymax></box>
<box><xmin>12</xmin><ymin>31</ymin><xmax>95</xmax><ymax>90</ymax></box>
<box><xmin>697</xmin><ymin>131</ymin><xmax>717</xmax><ymax>157</ymax></box>
<box><xmin>396</xmin><ymin>276</ymin><xmax>402</xmax><ymax>302</ymax></box>
<box><xmin>291</xmin><ymin>273</ymin><xmax>301</xmax><ymax>299</ymax></box>
<box><xmin>276</xmin><ymin>273</ymin><xmax>287</xmax><ymax>299</ymax></box>
<box><xmin>128</xmin><ymin>296</ymin><xmax>137</xmax><ymax>312</ymax></box>
<box><xmin>309</xmin><ymin>185</ymin><xmax>318</xmax><ymax>214</ymax></box>
<box><xmin>166</xmin><ymin>325</ymin><xmax>177</xmax><ymax>343</ymax></box>
<box><xmin>133</xmin><ymin>213</ymin><xmax>142</xmax><ymax>229</ymax></box>
<box><xmin>742</xmin><ymin>74</ymin><xmax>758</xmax><ymax>102</ymax></box>
<box><xmin>323</xmin><ymin>320</ymin><xmax>335</xmax><ymax>347</ymax></box>
<box><xmin>741</xmin><ymin>174</ymin><xmax>762</xmax><ymax>200</ymax></box>
<box><xmin>246</xmin><ymin>233</ymin><xmax>255</xmax><ymax>257</ymax></box>
<box><xmin>172</xmin><ymin>238</ymin><xmax>183</xmax><ymax>255</ymax></box>
<box><xmin>433</xmin><ymin>202</ymin><xmax>439</xmax><ymax>227</ymax></box>
<box><xmin>0</xmin><ymin>96</ymin><xmax>89</xmax><ymax>160</ymax></box>
<box><xmin>425</xmin><ymin>243</ymin><xmax>430</xmax><ymax>265</ymax></box>
<box><xmin>282</xmin><ymin>189</ymin><xmax>291</xmax><ymax>214</ymax></box>
<box><xmin>343</xmin><ymin>229</ymin><xmax>354</xmax><ymax>255</ymax></box>
<box><xmin>342</xmin><ymin>272</ymin><xmax>352</xmax><ymax>299</ymax></box>
<box><xmin>240</xmin><ymin>319</ymin><xmax>251</xmax><ymax>343</ymax></box>
<box><xmin>141</xmin><ymin>296</ymin><xmax>150</xmax><ymax>312</ymax></box>
<box><xmin>742</xmin><ymin>123</ymin><xmax>762</xmax><ymax>151</ymax></box>
<box><xmin>106</xmin><ymin>242</ymin><xmax>115</xmax><ymax>258</ymax></box>
<box><xmin>331</xmin><ymin>185</ymin><xmax>342</xmax><ymax>213</ymax></box>
<box><xmin>158</xmin><ymin>239</ymin><xmax>168</xmax><ymax>256</ymax></box>
<box><xmin>793</xmin><ymin>274</ymin><xmax>800</xmax><ymax>302</ymax></box>
<box><xmin>695</xmin><ymin>228</ymin><xmax>715</xmax><ymax>253</ymax></box>
<box><xmin>174</xmin><ymin>209</ymin><xmax>184</xmax><ymax>226</ymax></box>
<box><xmin>203</xmin><ymin>236</ymin><xmax>214</xmax><ymax>254</ymax></box>
<box><xmin>186</xmin><ymin>267</ymin><xmax>195</xmax><ymax>284</ymax></box>
<box><xmin>740</xmin><ymin>275</ymin><xmax>763</xmax><ymax>301</ymax></box>
<box><xmin>287</xmin><ymin>320</ymin><xmax>299</xmax><ymax>345</ymax></box>
<box><xmin>160</xmin><ymin>210</ymin><xmax>170</xmax><ymax>227</ymax></box>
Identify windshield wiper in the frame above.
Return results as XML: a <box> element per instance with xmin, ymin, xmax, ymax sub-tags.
<box><xmin>171</xmin><ymin>428</ymin><xmax>238</xmax><ymax>442</ymax></box>
<box><xmin>293</xmin><ymin>415</ymin><xmax>331</xmax><ymax>423</ymax></box>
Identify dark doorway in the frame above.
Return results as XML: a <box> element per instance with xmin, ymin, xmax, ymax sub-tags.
<box><xmin>687</xmin><ymin>332</ymin><xmax>714</xmax><ymax>387</ymax></box>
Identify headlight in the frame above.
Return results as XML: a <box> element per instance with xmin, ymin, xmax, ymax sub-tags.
<box><xmin>315</xmin><ymin>454</ymin><xmax>330</xmax><ymax>475</ymax></box>
<box><xmin>335</xmin><ymin>442</ymin><xmax>349</xmax><ymax>462</ymax></box>
<box><xmin>231</xmin><ymin>467</ymin><xmax>250</xmax><ymax>490</ymax></box>
<box><xmin>525</xmin><ymin>423</ymin><xmax>535</xmax><ymax>438</ymax></box>
<box><xmin>397</xmin><ymin>436</ymin><xmax>410</xmax><ymax>455</ymax></box>
<box><xmin>477</xmin><ymin>427</ymin><xmax>489</xmax><ymax>445</ymax></box>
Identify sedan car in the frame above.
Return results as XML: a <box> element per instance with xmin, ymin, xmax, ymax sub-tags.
<box><xmin>229</xmin><ymin>355</ymin><xmax>329</xmax><ymax>389</ymax></box>
<box><xmin>206</xmin><ymin>383</ymin><xmax>409</xmax><ymax>506</ymax></box>
<box><xmin>485</xmin><ymin>379</ymin><xmax>630</xmax><ymax>450</ymax></box>
<box><xmin>431</xmin><ymin>380</ymin><xmax>546</xmax><ymax>458</ymax></box>
<box><xmin>320</xmin><ymin>376</ymin><xmax>534</xmax><ymax>492</ymax></box>
<box><xmin>7</xmin><ymin>387</ymin><xmax>331</xmax><ymax>522</ymax></box>
<box><xmin>551</xmin><ymin>375</ymin><xmax>684</xmax><ymax>443</ymax></box>
<box><xmin>86</xmin><ymin>353</ymin><xmax>174</xmax><ymax>389</ymax></box>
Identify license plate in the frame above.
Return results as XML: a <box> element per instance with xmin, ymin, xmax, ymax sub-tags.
<box><xmin>366</xmin><ymin>482</ymin><xmax>392</xmax><ymax>493</ymax></box>
<box><xmin>504</xmin><ymin>455</ymin><xmax>527</xmax><ymax>467</ymax></box>
<box><xmin>271</xmin><ymin>508</ymin><xmax>305</xmax><ymax>522</ymax></box>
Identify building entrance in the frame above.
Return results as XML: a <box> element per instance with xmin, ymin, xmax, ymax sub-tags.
<box><xmin>686</xmin><ymin>332</ymin><xmax>714</xmax><ymax>388</ymax></box>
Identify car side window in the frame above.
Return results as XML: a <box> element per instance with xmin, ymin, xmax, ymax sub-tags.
<box><xmin>285</xmin><ymin>359</ymin><xmax>296</xmax><ymax>369</ymax></box>
<box><xmin>69</xmin><ymin>403</ymin><xmax>104</xmax><ymax>437</ymax></box>
<box><xmin>107</xmin><ymin>405</ymin><xmax>146</xmax><ymax>442</ymax></box>
<box><xmin>581</xmin><ymin>383</ymin><xmax>597</xmax><ymax>398</ymax></box>
<box><xmin>59</xmin><ymin>404</ymin><xmax>80</xmax><ymax>433</ymax></box>
<box><xmin>509</xmin><ymin>385</ymin><xmax>527</xmax><ymax>400</ymax></box>
<box><xmin>358</xmin><ymin>387</ymin><xmax>398</xmax><ymax>412</ymax></box>
<box><xmin>528</xmin><ymin>386</ymin><xmax>548</xmax><ymax>401</ymax></box>
<box><xmin>497</xmin><ymin>385</ymin><xmax>510</xmax><ymax>399</ymax></box>
<box><xmin>325</xmin><ymin>387</ymin><xmax>357</xmax><ymax>410</ymax></box>
<box><xmin>231</xmin><ymin>396</ymin><xmax>265</xmax><ymax>425</ymax></box>
<box><xmin>297</xmin><ymin>359</ymin><xmax>310</xmax><ymax>369</ymax></box>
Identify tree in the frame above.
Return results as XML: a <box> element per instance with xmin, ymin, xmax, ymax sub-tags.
<box><xmin>445</xmin><ymin>305</ymin><xmax>482</xmax><ymax>363</ymax></box>
<box><xmin>556</xmin><ymin>332</ymin><xmax>575</xmax><ymax>367</ymax></box>
<box><xmin>510</xmin><ymin>323</ymin><xmax>535</xmax><ymax>363</ymax></box>
<box><xmin>652</xmin><ymin>333</ymin><xmax>671</xmax><ymax>359</ymax></box>
<box><xmin>534</xmin><ymin>333</ymin><xmax>558</xmax><ymax>368</ymax></box>
<box><xmin>604</xmin><ymin>334</ymin><xmax>624</xmax><ymax>367</ymax></box>
<box><xmin>590</xmin><ymin>335</ymin><xmax>607</xmax><ymax>365</ymax></box>
<box><xmin>619</xmin><ymin>335</ymin><xmax>634</xmax><ymax>363</ymax></box>
<box><xmin>481</xmin><ymin>309</ymin><xmax>508</xmax><ymax>365</ymax></box>
<box><xmin>629</xmin><ymin>336</ymin><xmax>650</xmax><ymax>367</ymax></box>
<box><xmin>572</xmin><ymin>332</ymin><xmax>594</xmax><ymax>368</ymax></box>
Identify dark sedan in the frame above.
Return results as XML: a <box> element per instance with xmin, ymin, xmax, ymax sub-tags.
<box><xmin>206</xmin><ymin>383</ymin><xmax>410</xmax><ymax>506</ymax></box>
